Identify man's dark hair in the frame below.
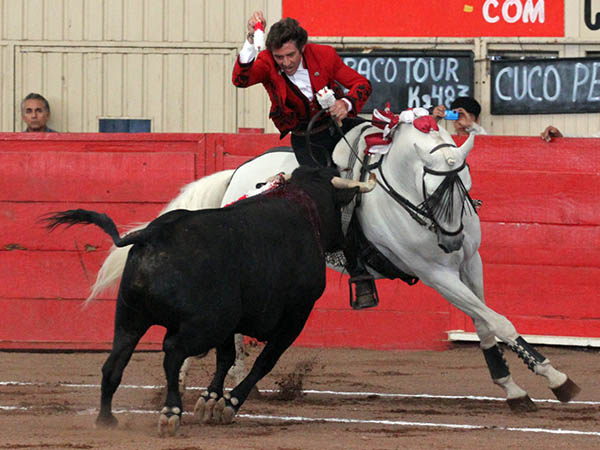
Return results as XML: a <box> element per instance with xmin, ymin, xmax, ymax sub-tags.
<box><xmin>266</xmin><ymin>17</ymin><xmax>308</xmax><ymax>52</ymax></box>
<box><xmin>450</xmin><ymin>96</ymin><xmax>481</xmax><ymax>120</ymax></box>
<box><xmin>21</xmin><ymin>92</ymin><xmax>51</xmax><ymax>114</ymax></box>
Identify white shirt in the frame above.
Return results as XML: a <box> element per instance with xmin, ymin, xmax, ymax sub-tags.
<box><xmin>285</xmin><ymin>60</ymin><xmax>313</xmax><ymax>100</ymax></box>
<box><xmin>238</xmin><ymin>39</ymin><xmax>352</xmax><ymax>111</ymax></box>
<box><xmin>466</xmin><ymin>122</ymin><xmax>488</xmax><ymax>135</ymax></box>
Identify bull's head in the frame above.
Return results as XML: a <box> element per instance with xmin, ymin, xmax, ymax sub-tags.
<box><xmin>281</xmin><ymin>167</ymin><xmax>377</xmax><ymax>253</ymax></box>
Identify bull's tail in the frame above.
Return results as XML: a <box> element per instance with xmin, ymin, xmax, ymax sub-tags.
<box><xmin>88</xmin><ymin>169</ymin><xmax>234</xmax><ymax>302</ymax></box>
<box><xmin>43</xmin><ymin>209</ymin><xmax>144</xmax><ymax>248</ymax></box>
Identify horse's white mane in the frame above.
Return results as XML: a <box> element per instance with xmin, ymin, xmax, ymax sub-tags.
<box><xmin>332</xmin><ymin>123</ymin><xmax>379</xmax><ymax>179</ymax></box>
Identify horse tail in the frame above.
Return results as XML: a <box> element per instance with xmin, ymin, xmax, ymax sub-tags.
<box><xmin>88</xmin><ymin>169</ymin><xmax>235</xmax><ymax>302</ymax></box>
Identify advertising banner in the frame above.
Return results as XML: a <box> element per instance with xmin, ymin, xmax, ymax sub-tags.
<box><xmin>283</xmin><ymin>0</ymin><xmax>564</xmax><ymax>37</ymax></box>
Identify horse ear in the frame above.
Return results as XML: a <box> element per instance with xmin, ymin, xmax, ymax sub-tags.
<box><xmin>333</xmin><ymin>187</ymin><xmax>359</xmax><ymax>207</ymax></box>
<box><xmin>458</xmin><ymin>132</ymin><xmax>475</xmax><ymax>159</ymax></box>
<box><xmin>413</xmin><ymin>142</ymin><xmax>433</xmax><ymax>164</ymax></box>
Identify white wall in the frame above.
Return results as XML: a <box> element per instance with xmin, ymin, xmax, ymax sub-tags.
<box><xmin>2</xmin><ymin>0</ymin><xmax>600</xmax><ymax>136</ymax></box>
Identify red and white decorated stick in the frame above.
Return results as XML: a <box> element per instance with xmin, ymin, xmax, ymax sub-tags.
<box><xmin>254</xmin><ymin>22</ymin><xmax>265</xmax><ymax>52</ymax></box>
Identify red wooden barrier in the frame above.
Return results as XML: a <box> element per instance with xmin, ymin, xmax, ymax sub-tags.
<box><xmin>1</xmin><ymin>133</ymin><xmax>598</xmax><ymax>351</ymax></box>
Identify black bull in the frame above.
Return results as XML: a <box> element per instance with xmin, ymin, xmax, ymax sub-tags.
<box><xmin>43</xmin><ymin>167</ymin><xmax>368</xmax><ymax>434</ymax></box>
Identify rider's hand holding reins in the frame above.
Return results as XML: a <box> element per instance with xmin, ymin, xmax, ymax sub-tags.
<box><xmin>328</xmin><ymin>99</ymin><xmax>349</xmax><ymax>126</ymax></box>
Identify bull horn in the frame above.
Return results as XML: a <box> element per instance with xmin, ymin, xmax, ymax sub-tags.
<box><xmin>457</xmin><ymin>132</ymin><xmax>475</xmax><ymax>159</ymax></box>
<box><xmin>331</xmin><ymin>173</ymin><xmax>376</xmax><ymax>192</ymax></box>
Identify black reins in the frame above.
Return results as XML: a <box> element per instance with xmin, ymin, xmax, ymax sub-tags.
<box><xmin>305</xmin><ymin>109</ymin><xmax>333</xmax><ymax>167</ymax></box>
<box><xmin>319</xmin><ymin>113</ymin><xmax>474</xmax><ymax>233</ymax></box>
<box><xmin>328</xmin><ymin>116</ymin><xmax>433</xmax><ymax>227</ymax></box>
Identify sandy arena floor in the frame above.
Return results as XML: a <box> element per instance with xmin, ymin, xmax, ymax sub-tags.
<box><xmin>1</xmin><ymin>343</ymin><xmax>599</xmax><ymax>449</ymax></box>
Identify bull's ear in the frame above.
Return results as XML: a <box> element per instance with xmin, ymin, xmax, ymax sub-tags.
<box><xmin>334</xmin><ymin>187</ymin><xmax>359</xmax><ymax>206</ymax></box>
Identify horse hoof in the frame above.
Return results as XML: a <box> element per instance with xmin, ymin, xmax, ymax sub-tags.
<box><xmin>507</xmin><ymin>395</ymin><xmax>538</xmax><ymax>413</ymax></box>
<box><xmin>551</xmin><ymin>377</ymin><xmax>581</xmax><ymax>403</ymax></box>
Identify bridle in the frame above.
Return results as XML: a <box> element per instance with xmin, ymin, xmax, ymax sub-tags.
<box><xmin>330</xmin><ymin>119</ymin><xmax>477</xmax><ymax>236</ymax></box>
<box><xmin>420</xmin><ymin>161</ymin><xmax>474</xmax><ymax>236</ymax></box>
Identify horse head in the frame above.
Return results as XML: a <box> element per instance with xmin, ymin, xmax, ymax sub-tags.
<box><xmin>389</xmin><ymin>117</ymin><xmax>476</xmax><ymax>254</ymax></box>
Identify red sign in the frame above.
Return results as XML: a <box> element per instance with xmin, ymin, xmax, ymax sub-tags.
<box><xmin>282</xmin><ymin>0</ymin><xmax>564</xmax><ymax>37</ymax></box>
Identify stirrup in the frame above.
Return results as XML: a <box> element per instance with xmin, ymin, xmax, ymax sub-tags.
<box><xmin>349</xmin><ymin>274</ymin><xmax>379</xmax><ymax>310</ymax></box>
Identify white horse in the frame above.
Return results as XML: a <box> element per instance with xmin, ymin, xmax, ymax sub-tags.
<box><xmin>91</xmin><ymin>116</ymin><xmax>580</xmax><ymax>412</ymax></box>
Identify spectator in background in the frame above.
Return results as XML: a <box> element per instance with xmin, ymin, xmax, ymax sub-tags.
<box><xmin>21</xmin><ymin>93</ymin><xmax>56</xmax><ymax>132</ymax></box>
<box><xmin>432</xmin><ymin>96</ymin><xmax>487</xmax><ymax>135</ymax></box>
<box><xmin>540</xmin><ymin>125</ymin><xmax>600</xmax><ymax>142</ymax></box>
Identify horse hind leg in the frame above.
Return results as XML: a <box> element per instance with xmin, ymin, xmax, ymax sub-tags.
<box><xmin>507</xmin><ymin>336</ymin><xmax>581</xmax><ymax>403</ymax></box>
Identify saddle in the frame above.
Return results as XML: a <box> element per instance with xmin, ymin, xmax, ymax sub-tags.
<box><xmin>332</xmin><ymin>124</ymin><xmax>420</xmax><ymax>294</ymax></box>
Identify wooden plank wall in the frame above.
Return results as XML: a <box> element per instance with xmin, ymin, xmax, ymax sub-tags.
<box><xmin>1</xmin><ymin>133</ymin><xmax>598</xmax><ymax>351</ymax></box>
<box><xmin>0</xmin><ymin>132</ymin><xmax>287</xmax><ymax>350</ymax></box>
<box><xmin>449</xmin><ymin>136</ymin><xmax>600</xmax><ymax>339</ymax></box>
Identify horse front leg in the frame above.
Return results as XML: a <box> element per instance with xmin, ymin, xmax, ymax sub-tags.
<box><xmin>507</xmin><ymin>336</ymin><xmax>581</xmax><ymax>402</ymax></box>
<box><xmin>425</xmin><ymin>268</ymin><xmax>581</xmax><ymax>408</ymax></box>
<box><xmin>227</xmin><ymin>333</ymin><xmax>248</xmax><ymax>385</ymax></box>
<box><xmin>460</xmin><ymin>253</ymin><xmax>535</xmax><ymax>411</ymax></box>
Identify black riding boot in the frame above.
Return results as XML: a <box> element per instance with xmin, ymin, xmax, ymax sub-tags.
<box><xmin>347</xmin><ymin>259</ymin><xmax>379</xmax><ymax>310</ymax></box>
<box><xmin>344</xmin><ymin>229</ymin><xmax>379</xmax><ymax>310</ymax></box>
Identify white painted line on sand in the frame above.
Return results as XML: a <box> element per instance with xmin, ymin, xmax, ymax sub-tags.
<box><xmin>2</xmin><ymin>380</ymin><xmax>599</xmax><ymax>406</ymax></box>
<box><xmin>2</xmin><ymin>404</ymin><xmax>599</xmax><ymax>437</ymax></box>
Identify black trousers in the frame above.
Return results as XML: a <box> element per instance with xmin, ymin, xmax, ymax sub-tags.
<box><xmin>291</xmin><ymin>117</ymin><xmax>370</xmax><ymax>280</ymax></box>
<box><xmin>290</xmin><ymin>117</ymin><xmax>366</xmax><ymax>167</ymax></box>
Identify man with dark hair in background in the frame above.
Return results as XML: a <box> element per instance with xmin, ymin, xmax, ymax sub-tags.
<box><xmin>21</xmin><ymin>93</ymin><xmax>56</xmax><ymax>132</ymax></box>
<box><xmin>232</xmin><ymin>12</ymin><xmax>377</xmax><ymax>308</ymax></box>
<box><xmin>432</xmin><ymin>96</ymin><xmax>487</xmax><ymax>136</ymax></box>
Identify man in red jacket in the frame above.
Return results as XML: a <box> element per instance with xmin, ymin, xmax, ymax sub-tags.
<box><xmin>233</xmin><ymin>12</ymin><xmax>372</xmax><ymax>167</ymax></box>
<box><xmin>232</xmin><ymin>12</ymin><xmax>377</xmax><ymax>308</ymax></box>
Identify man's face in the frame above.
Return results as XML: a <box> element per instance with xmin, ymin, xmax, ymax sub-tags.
<box><xmin>272</xmin><ymin>41</ymin><xmax>303</xmax><ymax>76</ymax></box>
<box><xmin>22</xmin><ymin>99</ymin><xmax>50</xmax><ymax>132</ymax></box>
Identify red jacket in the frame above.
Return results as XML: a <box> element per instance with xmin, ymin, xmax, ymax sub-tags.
<box><xmin>232</xmin><ymin>43</ymin><xmax>371</xmax><ymax>136</ymax></box>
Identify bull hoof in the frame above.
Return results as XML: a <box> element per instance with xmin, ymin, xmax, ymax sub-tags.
<box><xmin>158</xmin><ymin>406</ymin><xmax>181</xmax><ymax>437</ymax></box>
<box><xmin>551</xmin><ymin>377</ymin><xmax>581</xmax><ymax>403</ymax></box>
<box><xmin>194</xmin><ymin>391</ymin><xmax>219</xmax><ymax>423</ymax></box>
<box><xmin>214</xmin><ymin>394</ymin><xmax>239</xmax><ymax>425</ymax></box>
<box><xmin>507</xmin><ymin>395</ymin><xmax>538</xmax><ymax>413</ymax></box>
<box><xmin>95</xmin><ymin>413</ymin><xmax>118</xmax><ymax>428</ymax></box>
<box><xmin>221</xmin><ymin>405</ymin><xmax>236</xmax><ymax>425</ymax></box>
